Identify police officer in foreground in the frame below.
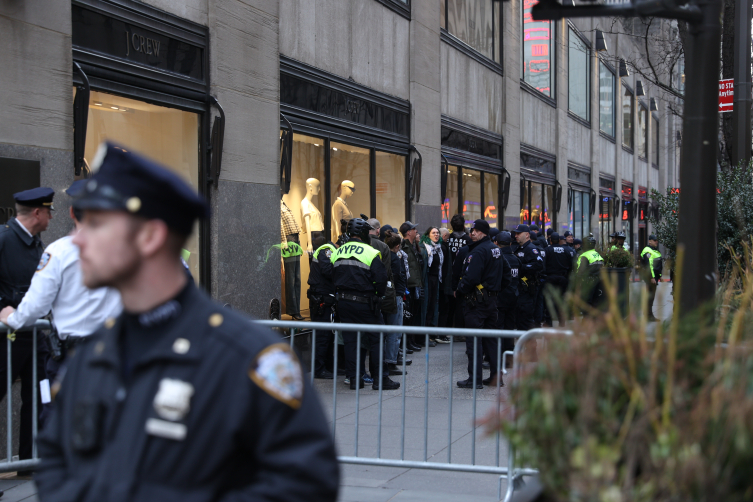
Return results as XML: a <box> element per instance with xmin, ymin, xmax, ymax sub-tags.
<box><xmin>542</xmin><ymin>233</ymin><xmax>575</xmax><ymax>326</ymax></box>
<box><xmin>308</xmin><ymin>235</ymin><xmax>337</xmax><ymax>379</ymax></box>
<box><xmin>455</xmin><ymin>220</ymin><xmax>503</xmax><ymax>389</ymax></box>
<box><xmin>641</xmin><ymin>235</ymin><xmax>662</xmax><ymax>322</ymax></box>
<box><xmin>0</xmin><ymin>187</ymin><xmax>55</xmax><ymax>467</ymax></box>
<box><xmin>576</xmin><ymin>235</ymin><xmax>605</xmax><ymax>311</ymax></box>
<box><xmin>331</xmin><ymin>218</ymin><xmax>398</xmax><ymax>391</ymax></box>
<box><xmin>36</xmin><ymin>143</ymin><xmax>339</xmax><ymax>502</ymax></box>
<box><xmin>494</xmin><ymin>231</ymin><xmax>520</xmax><ymax>357</ymax></box>
<box><xmin>511</xmin><ymin>224</ymin><xmax>544</xmax><ymax>330</ymax></box>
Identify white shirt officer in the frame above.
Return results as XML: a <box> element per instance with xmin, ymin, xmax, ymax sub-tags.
<box><xmin>3</xmin><ymin>234</ymin><xmax>121</xmax><ymax>339</ymax></box>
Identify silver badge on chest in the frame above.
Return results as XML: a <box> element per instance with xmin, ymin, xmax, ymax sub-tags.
<box><xmin>153</xmin><ymin>378</ymin><xmax>194</xmax><ymax>421</ymax></box>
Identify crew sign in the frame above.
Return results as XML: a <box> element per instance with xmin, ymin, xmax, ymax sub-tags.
<box><xmin>719</xmin><ymin>78</ymin><xmax>733</xmax><ymax>113</ymax></box>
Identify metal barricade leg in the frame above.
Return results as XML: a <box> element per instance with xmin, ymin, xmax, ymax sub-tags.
<box><xmin>332</xmin><ymin>330</ymin><xmax>338</xmax><ymax>439</ymax></box>
<box><xmin>32</xmin><ymin>327</ymin><xmax>38</xmax><ymax>460</ymax></box>
<box><xmin>447</xmin><ymin>335</ymin><xmax>454</xmax><ymax>464</ymax></box>
<box><xmin>354</xmin><ymin>332</ymin><xmax>361</xmax><ymax>457</ymax></box>
<box><xmin>310</xmin><ymin>329</ymin><xmax>316</xmax><ymax>385</ymax></box>
<box><xmin>377</xmin><ymin>332</ymin><xmax>383</xmax><ymax>458</ymax></box>
<box><xmin>424</xmin><ymin>333</ymin><xmax>429</xmax><ymax>462</ymax></box>
<box><xmin>400</xmin><ymin>334</ymin><xmax>406</xmax><ymax>461</ymax></box>
<box><xmin>472</xmin><ymin>336</ymin><xmax>478</xmax><ymax>465</ymax></box>
<box><xmin>7</xmin><ymin>329</ymin><xmax>11</xmax><ymax>464</ymax></box>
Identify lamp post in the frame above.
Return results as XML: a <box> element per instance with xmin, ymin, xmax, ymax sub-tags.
<box><xmin>529</xmin><ymin>0</ymin><xmax>720</xmax><ymax>315</ymax></box>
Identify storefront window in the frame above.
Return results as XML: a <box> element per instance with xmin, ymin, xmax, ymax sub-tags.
<box><xmin>568</xmin><ymin>29</ymin><xmax>590</xmax><ymax>121</ymax></box>
<box><xmin>330</xmin><ymin>142</ymin><xmax>370</xmax><ymax>237</ymax></box>
<box><xmin>599</xmin><ymin>196</ymin><xmax>613</xmax><ymax>245</ymax></box>
<box><xmin>375</xmin><ymin>151</ymin><xmax>406</xmax><ymax>229</ymax></box>
<box><xmin>569</xmin><ymin>189</ymin><xmax>590</xmax><ymax>240</ymax></box>
<box><xmin>599</xmin><ymin>62</ymin><xmax>615</xmax><ymax>137</ymax></box>
<box><xmin>84</xmin><ymin>90</ymin><xmax>201</xmax><ymax>279</ymax></box>
<box><xmin>622</xmin><ymin>87</ymin><xmax>634</xmax><ymax>149</ymax></box>
<box><xmin>521</xmin><ymin>180</ymin><xmax>556</xmax><ymax>229</ymax></box>
<box><xmin>443</xmin><ymin>0</ymin><xmax>502</xmax><ymax>63</ymax></box>
<box><xmin>637</xmin><ymin>104</ymin><xmax>648</xmax><ymax>158</ymax></box>
<box><xmin>483</xmin><ymin>173</ymin><xmax>499</xmax><ymax>228</ymax></box>
<box><xmin>522</xmin><ymin>0</ymin><xmax>554</xmax><ymax>97</ymax></box>
<box><xmin>463</xmin><ymin>168</ymin><xmax>482</xmax><ymax>225</ymax></box>
<box><xmin>442</xmin><ymin>165</ymin><xmax>460</xmax><ymax>228</ymax></box>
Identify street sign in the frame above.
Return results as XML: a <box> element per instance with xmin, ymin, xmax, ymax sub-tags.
<box><xmin>719</xmin><ymin>78</ymin><xmax>734</xmax><ymax>113</ymax></box>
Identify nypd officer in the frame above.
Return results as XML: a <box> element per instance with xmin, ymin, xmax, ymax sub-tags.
<box><xmin>0</xmin><ymin>187</ymin><xmax>54</xmax><ymax>466</ymax></box>
<box><xmin>308</xmin><ymin>235</ymin><xmax>337</xmax><ymax>379</ymax></box>
<box><xmin>542</xmin><ymin>233</ymin><xmax>575</xmax><ymax>326</ymax></box>
<box><xmin>0</xmin><ymin>181</ymin><xmax>122</xmax><ymax>423</ymax></box>
<box><xmin>511</xmin><ymin>224</ymin><xmax>544</xmax><ymax>330</ymax></box>
<box><xmin>577</xmin><ymin>235</ymin><xmax>605</xmax><ymax>310</ymax></box>
<box><xmin>331</xmin><ymin>218</ymin><xmax>399</xmax><ymax>391</ymax></box>
<box><xmin>455</xmin><ymin>220</ymin><xmax>503</xmax><ymax>389</ymax></box>
<box><xmin>493</xmin><ymin>231</ymin><xmax>520</xmax><ymax>355</ymax></box>
<box><xmin>641</xmin><ymin>235</ymin><xmax>662</xmax><ymax>321</ymax></box>
<box><xmin>35</xmin><ymin>143</ymin><xmax>339</xmax><ymax>501</ymax></box>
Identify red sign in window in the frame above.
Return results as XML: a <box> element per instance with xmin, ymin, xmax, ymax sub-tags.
<box><xmin>531</xmin><ymin>44</ymin><xmax>548</xmax><ymax>57</ymax></box>
<box><xmin>719</xmin><ymin>78</ymin><xmax>733</xmax><ymax>113</ymax></box>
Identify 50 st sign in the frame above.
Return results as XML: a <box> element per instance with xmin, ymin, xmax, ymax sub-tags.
<box><xmin>719</xmin><ymin>78</ymin><xmax>733</xmax><ymax>113</ymax></box>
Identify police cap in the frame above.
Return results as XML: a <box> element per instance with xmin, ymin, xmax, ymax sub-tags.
<box><xmin>511</xmin><ymin>224</ymin><xmax>530</xmax><ymax>234</ymax></box>
<box><xmin>648</xmin><ymin>234</ymin><xmax>657</xmax><ymax>241</ymax></box>
<box><xmin>73</xmin><ymin>143</ymin><xmax>209</xmax><ymax>235</ymax></box>
<box><xmin>489</xmin><ymin>227</ymin><xmax>500</xmax><ymax>239</ymax></box>
<box><xmin>563</xmin><ymin>231</ymin><xmax>573</xmax><ymax>237</ymax></box>
<box><xmin>529</xmin><ymin>224</ymin><xmax>540</xmax><ymax>231</ymax></box>
<box><xmin>65</xmin><ymin>180</ymin><xmax>87</xmax><ymax>197</ymax></box>
<box><xmin>494</xmin><ymin>231</ymin><xmax>513</xmax><ymax>244</ymax></box>
<box><xmin>573</xmin><ymin>238</ymin><xmax>582</xmax><ymax>245</ymax></box>
<box><xmin>615</xmin><ymin>231</ymin><xmax>626</xmax><ymax>239</ymax></box>
<box><xmin>470</xmin><ymin>219</ymin><xmax>490</xmax><ymax>235</ymax></box>
<box><xmin>550</xmin><ymin>232</ymin><xmax>560</xmax><ymax>242</ymax></box>
<box><xmin>14</xmin><ymin>187</ymin><xmax>55</xmax><ymax>209</ymax></box>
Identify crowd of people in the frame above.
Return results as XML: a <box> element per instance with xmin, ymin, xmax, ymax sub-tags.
<box><xmin>307</xmin><ymin>214</ymin><xmax>663</xmax><ymax>391</ymax></box>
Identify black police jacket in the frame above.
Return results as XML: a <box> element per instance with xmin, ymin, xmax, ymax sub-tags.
<box><xmin>456</xmin><ymin>236</ymin><xmax>503</xmax><ymax>296</ymax></box>
<box><xmin>544</xmin><ymin>244</ymin><xmax>575</xmax><ymax>277</ymax></box>
<box><xmin>514</xmin><ymin>240</ymin><xmax>544</xmax><ymax>285</ymax></box>
<box><xmin>452</xmin><ymin>245</ymin><xmax>469</xmax><ymax>291</ymax></box>
<box><xmin>0</xmin><ymin>218</ymin><xmax>44</xmax><ymax>308</ymax></box>
<box><xmin>331</xmin><ymin>239</ymin><xmax>388</xmax><ymax>297</ymax></box>
<box><xmin>308</xmin><ymin>243</ymin><xmax>336</xmax><ymax>296</ymax></box>
<box><xmin>500</xmin><ymin>246</ymin><xmax>520</xmax><ymax>296</ymax></box>
<box><xmin>36</xmin><ymin>283</ymin><xmax>339</xmax><ymax>502</ymax></box>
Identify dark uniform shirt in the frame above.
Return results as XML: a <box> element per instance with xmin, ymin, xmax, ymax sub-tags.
<box><xmin>456</xmin><ymin>236</ymin><xmax>504</xmax><ymax>295</ymax></box>
<box><xmin>500</xmin><ymin>246</ymin><xmax>521</xmax><ymax>296</ymax></box>
<box><xmin>514</xmin><ymin>240</ymin><xmax>544</xmax><ymax>290</ymax></box>
<box><xmin>308</xmin><ymin>243</ymin><xmax>336</xmax><ymax>296</ymax></box>
<box><xmin>0</xmin><ymin>218</ymin><xmax>45</xmax><ymax>309</ymax></box>
<box><xmin>36</xmin><ymin>282</ymin><xmax>339</xmax><ymax>502</ymax></box>
<box><xmin>331</xmin><ymin>239</ymin><xmax>388</xmax><ymax>297</ymax></box>
<box><xmin>544</xmin><ymin>244</ymin><xmax>575</xmax><ymax>278</ymax></box>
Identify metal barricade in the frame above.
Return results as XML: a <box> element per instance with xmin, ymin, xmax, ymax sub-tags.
<box><xmin>257</xmin><ymin>320</ymin><xmax>571</xmax><ymax>501</ymax></box>
<box><xmin>0</xmin><ymin>319</ymin><xmax>50</xmax><ymax>474</ymax></box>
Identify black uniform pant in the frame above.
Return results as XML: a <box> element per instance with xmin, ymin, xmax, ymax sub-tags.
<box><xmin>283</xmin><ymin>236</ymin><xmax>301</xmax><ymax>316</ymax></box>
<box><xmin>534</xmin><ymin>281</ymin><xmax>545</xmax><ymax>326</ymax></box>
<box><xmin>311</xmin><ymin>303</ymin><xmax>335</xmax><ymax>374</ymax></box>
<box><xmin>645</xmin><ymin>279</ymin><xmax>657</xmax><ymax>319</ymax></box>
<box><xmin>338</xmin><ymin>300</ymin><xmax>385</xmax><ymax>382</ymax></box>
<box><xmin>496</xmin><ymin>293</ymin><xmax>517</xmax><ymax>352</ymax></box>
<box><xmin>0</xmin><ymin>333</ymin><xmax>46</xmax><ymax>460</ymax></box>
<box><xmin>515</xmin><ymin>287</ymin><xmax>537</xmax><ymax>330</ymax></box>
<box><xmin>444</xmin><ymin>293</ymin><xmax>459</xmax><ymax>328</ymax></box>
<box><xmin>463</xmin><ymin>298</ymin><xmax>499</xmax><ymax>382</ymax></box>
<box><xmin>543</xmin><ymin>275</ymin><xmax>568</xmax><ymax>326</ymax></box>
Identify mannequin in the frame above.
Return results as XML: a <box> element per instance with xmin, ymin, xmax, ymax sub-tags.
<box><xmin>281</xmin><ymin>199</ymin><xmax>303</xmax><ymax>319</ymax></box>
<box><xmin>331</xmin><ymin>180</ymin><xmax>354</xmax><ymax>241</ymax></box>
<box><xmin>301</xmin><ymin>178</ymin><xmax>324</xmax><ymax>253</ymax></box>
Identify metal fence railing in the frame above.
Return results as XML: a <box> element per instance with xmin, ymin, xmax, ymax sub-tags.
<box><xmin>257</xmin><ymin>320</ymin><xmax>572</xmax><ymax>502</ymax></box>
<box><xmin>0</xmin><ymin>319</ymin><xmax>50</xmax><ymax>474</ymax></box>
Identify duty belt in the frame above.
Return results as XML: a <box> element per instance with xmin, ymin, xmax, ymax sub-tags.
<box><xmin>336</xmin><ymin>292</ymin><xmax>372</xmax><ymax>304</ymax></box>
<box><xmin>64</xmin><ymin>336</ymin><xmax>89</xmax><ymax>350</ymax></box>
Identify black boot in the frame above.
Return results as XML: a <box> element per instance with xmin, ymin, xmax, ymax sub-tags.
<box><xmin>456</xmin><ymin>378</ymin><xmax>483</xmax><ymax>389</ymax></box>
<box><xmin>373</xmin><ymin>377</ymin><xmax>400</xmax><ymax>390</ymax></box>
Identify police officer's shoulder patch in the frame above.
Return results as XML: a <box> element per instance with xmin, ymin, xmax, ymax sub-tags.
<box><xmin>36</xmin><ymin>252</ymin><xmax>51</xmax><ymax>272</ymax></box>
<box><xmin>249</xmin><ymin>343</ymin><xmax>303</xmax><ymax>409</ymax></box>
<box><xmin>532</xmin><ymin>249</ymin><xmax>539</xmax><ymax>254</ymax></box>
<box><xmin>324</xmin><ymin>249</ymin><xmax>332</xmax><ymax>259</ymax></box>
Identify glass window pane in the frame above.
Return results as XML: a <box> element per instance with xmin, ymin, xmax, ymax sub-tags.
<box><xmin>568</xmin><ymin>30</ymin><xmax>589</xmax><ymax>120</ymax></box>
<box><xmin>600</xmin><ymin>196</ymin><xmax>612</xmax><ymax>245</ymax></box>
<box><xmin>622</xmin><ymin>88</ymin><xmax>634</xmax><ymax>148</ymax></box>
<box><xmin>582</xmin><ymin>191</ymin><xmax>590</xmax><ymax>239</ymax></box>
<box><xmin>573</xmin><ymin>190</ymin><xmax>582</xmax><ymax>239</ymax></box>
<box><xmin>543</xmin><ymin>184</ymin><xmax>554</xmax><ymax>232</ymax></box>
<box><xmin>463</xmin><ymin>168</ymin><xmax>482</xmax><ymax>225</ymax></box>
<box><xmin>330</xmin><ymin>142</ymin><xmax>370</xmax><ymax>241</ymax></box>
<box><xmin>520</xmin><ymin>181</ymin><xmax>530</xmax><ymax>224</ymax></box>
<box><xmin>446</xmin><ymin>0</ymin><xmax>496</xmax><ymax>61</ymax></box>
<box><xmin>447</xmin><ymin>0</ymin><xmax>468</xmax><ymax>47</ymax></box>
<box><xmin>85</xmin><ymin>90</ymin><xmax>201</xmax><ymax>280</ymax></box>
<box><xmin>483</xmin><ymin>173</ymin><xmax>499</xmax><ymax>229</ymax></box>
<box><xmin>442</xmin><ymin>165</ymin><xmax>460</xmax><ymax>229</ymax></box>
<box><xmin>652</xmin><ymin>116</ymin><xmax>659</xmax><ymax>165</ymax></box>
<box><xmin>522</xmin><ymin>0</ymin><xmax>554</xmax><ymax>97</ymax></box>
<box><xmin>530</xmin><ymin>182</ymin><xmax>543</xmax><ymax>227</ymax></box>
<box><xmin>375</xmin><ymin>151</ymin><xmax>406</xmax><ymax>230</ymax></box>
<box><xmin>599</xmin><ymin>63</ymin><xmax>615</xmax><ymax>136</ymax></box>
<box><xmin>637</xmin><ymin>106</ymin><xmax>648</xmax><ymax>158</ymax></box>
<box><xmin>281</xmin><ymin>134</ymin><xmax>325</xmax><ymax>313</ymax></box>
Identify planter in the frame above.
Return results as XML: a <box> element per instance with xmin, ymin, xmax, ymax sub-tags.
<box><xmin>606</xmin><ymin>267</ymin><xmax>630</xmax><ymax>317</ymax></box>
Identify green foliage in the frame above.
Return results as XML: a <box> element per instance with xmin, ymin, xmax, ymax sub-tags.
<box><xmin>598</xmin><ymin>245</ymin><xmax>636</xmax><ymax>269</ymax></box>
<box><xmin>649</xmin><ymin>164</ymin><xmax>753</xmax><ymax>276</ymax></box>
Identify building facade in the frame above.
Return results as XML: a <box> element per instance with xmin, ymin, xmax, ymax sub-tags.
<box><xmin>1</xmin><ymin>0</ymin><xmax>681</xmax><ymax>317</ymax></box>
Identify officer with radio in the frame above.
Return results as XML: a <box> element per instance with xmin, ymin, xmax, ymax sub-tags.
<box><xmin>308</xmin><ymin>235</ymin><xmax>337</xmax><ymax>379</ymax></box>
<box><xmin>455</xmin><ymin>220</ymin><xmax>503</xmax><ymax>389</ymax></box>
<box><xmin>511</xmin><ymin>224</ymin><xmax>544</xmax><ymax>330</ymax></box>
<box><xmin>577</xmin><ymin>235</ymin><xmax>605</xmax><ymax>310</ymax></box>
<box><xmin>641</xmin><ymin>235</ymin><xmax>662</xmax><ymax>321</ymax></box>
<box><xmin>331</xmin><ymin>218</ymin><xmax>398</xmax><ymax>391</ymax></box>
<box><xmin>493</xmin><ymin>232</ymin><xmax>520</xmax><ymax>355</ymax></box>
<box><xmin>543</xmin><ymin>233</ymin><xmax>575</xmax><ymax>326</ymax></box>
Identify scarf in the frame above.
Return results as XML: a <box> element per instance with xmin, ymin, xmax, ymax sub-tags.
<box><xmin>423</xmin><ymin>241</ymin><xmax>444</xmax><ymax>283</ymax></box>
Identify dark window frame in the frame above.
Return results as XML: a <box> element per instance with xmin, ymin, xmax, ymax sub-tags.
<box><xmin>652</xmin><ymin>112</ymin><xmax>660</xmax><ymax>168</ymax></box>
<box><xmin>567</xmin><ymin>25</ymin><xmax>591</xmax><ymax>124</ymax></box>
<box><xmin>638</xmin><ymin>101</ymin><xmax>649</xmax><ymax>161</ymax></box>
<box><xmin>621</xmin><ymin>81</ymin><xmax>634</xmax><ymax>152</ymax></box>
<box><xmin>373</xmin><ymin>0</ymin><xmax>411</xmax><ymax>19</ymax></box>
